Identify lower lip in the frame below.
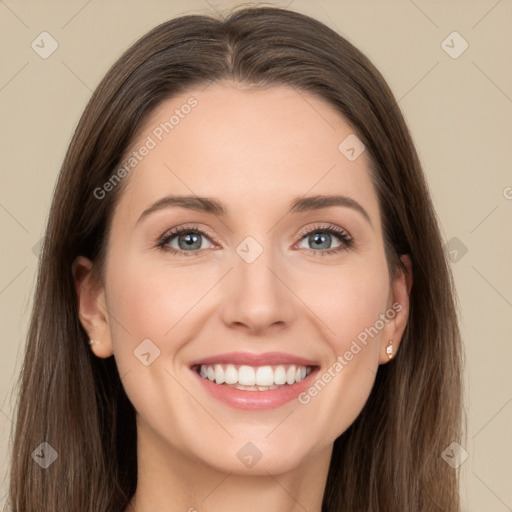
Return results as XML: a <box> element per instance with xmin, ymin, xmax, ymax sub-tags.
<box><xmin>192</xmin><ymin>367</ymin><xmax>319</xmax><ymax>410</ymax></box>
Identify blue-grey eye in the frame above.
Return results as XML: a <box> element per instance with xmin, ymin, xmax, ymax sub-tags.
<box><xmin>297</xmin><ymin>230</ymin><xmax>343</xmax><ymax>251</ymax></box>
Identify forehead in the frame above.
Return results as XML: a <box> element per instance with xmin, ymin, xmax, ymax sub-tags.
<box><xmin>114</xmin><ymin>82</ymin><xmax>379</xmax><ymax>226</ymax></box>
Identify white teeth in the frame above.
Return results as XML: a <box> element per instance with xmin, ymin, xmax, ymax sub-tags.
<box><xmin>238</xmin><ymin>365</ymin><xmax>256</xmax><ymax>386</ymax></box>
<box><xmin>286</xmin><ymin>366</ymin><xmax>296</xmax><ymax>385</ymax></box>
<box><xmin>256</xmin><ymin>366</ymin><xmax>274</xmax><ymax>386</ymax></box>
<box><xmin>197</xmin><ymin>363</ymin><xmax>313</xmax><ymax>388</ymax></box>
<box><xmin>224</xmin><ymin>364</ymin><xmax>237</xmax><ymax>385</ymax></box>
<box><xmin>214</xmin><ymin>364</ymin><xmax>225</xmax><ymax>384</ymax></box>
<box><xmin>232</xmin><ymin>384</ymin><xmax>272</xmax><ymax>391</ymax></box>
<box><xmin>274</xmin><ymin>365</ymin><xmax>287</xmax><ymax>385</ymax></box>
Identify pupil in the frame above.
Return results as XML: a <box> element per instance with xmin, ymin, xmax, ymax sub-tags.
<box><xmin>181</xmin><ymin>233</ymin><xmax>200</xmax><ymax>249</ymax></box>
<box><xmin>311</xmin><ymin>232</ymin><xmax>330</xmax><ymax>249</ymax></box>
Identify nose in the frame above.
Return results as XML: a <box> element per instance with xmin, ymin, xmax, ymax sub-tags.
<box><xmin>219</xmin><ymin>241</ymin><xmax>297</xmax><ymax>336</ymax></box>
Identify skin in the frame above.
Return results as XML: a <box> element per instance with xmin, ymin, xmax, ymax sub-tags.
<box><xmin>73</xmin><ymin>81</ymin><xmax>412</xmax><ymax>512</ymax></box>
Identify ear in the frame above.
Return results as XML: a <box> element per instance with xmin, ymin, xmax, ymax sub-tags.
<box><xmin>379</xmin><ymin>254</ymin><xmax>413</xmax><ymax>364</ymax></box>
<box><xmin>72</xmin><ymin>255</ymin><xmax>114</xmax><ymax>358</ymax></box>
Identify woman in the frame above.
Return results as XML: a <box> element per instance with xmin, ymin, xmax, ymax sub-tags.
<box><xmin>8</xmin><ymin>5</ymin><xmax>464</xmax><ymax>511</ymax></box>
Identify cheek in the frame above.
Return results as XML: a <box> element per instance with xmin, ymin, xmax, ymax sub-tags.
<box><xmin>293</xmin><ymin>258</ymin><xmax>390</xmax><ymax>354</ymax></box>
<box><xmin>103</xmin><ymin>254</ymin><xmax>211</xmax><ymax>429</ymax></box>
<box><xmin>296</xmin><ymin>266</ymin><xmax>389</xmax><ymax>439</ymax></box>
<box><xmin>106</xmin><ymin>251</ymin><xmax>216</xmax><ymax>346</ymax></box>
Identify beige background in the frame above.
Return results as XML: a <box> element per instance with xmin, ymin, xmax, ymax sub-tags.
<box><xmin>1</xmin><ymin>0</ymin><xmax>511</xmax><ymax>510</ymax></box>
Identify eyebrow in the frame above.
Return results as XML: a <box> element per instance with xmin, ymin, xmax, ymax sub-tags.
<box><xmin>136</xmin><ymin>194</ymin><xmax>372</xmax><ymax>227</ymax></box>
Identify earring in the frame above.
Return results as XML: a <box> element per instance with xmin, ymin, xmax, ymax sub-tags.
<box><xmin>386</xmin><ymin>340</ymin><xmax>393</xmax><ymax>359</ymax></box>
<box><xmin>89</xmin><ymin>339</ymin><xmax>96</xmax><ymax>346</ymax></box>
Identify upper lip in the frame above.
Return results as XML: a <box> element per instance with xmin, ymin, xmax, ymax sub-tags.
<box><xmin>189</xmin><ymin>351</ymin><xmax>319</xmax><ymax>367</ymax></box>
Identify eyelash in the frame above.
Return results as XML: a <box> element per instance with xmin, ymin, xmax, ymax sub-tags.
<box><xmin>156</xmin><ymin>223</ymin><xmax>354</xmax><ymax>257</ymax></box>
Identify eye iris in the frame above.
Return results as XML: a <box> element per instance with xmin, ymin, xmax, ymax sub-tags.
<box><xmin>179</xmin><ymin>232</ymin><xmax>201</xmax><ymax>250</ymax></box>
<box><xmin>309</xmin><ymin>232</ymin><xmax>331</xmax><ymax>249</ymax></box>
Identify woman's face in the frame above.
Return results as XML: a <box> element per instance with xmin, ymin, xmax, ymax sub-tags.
<box><xmin>76</xmin><ymin>82</ymin><xmax>411</xmax><ymax>475</ymax></box>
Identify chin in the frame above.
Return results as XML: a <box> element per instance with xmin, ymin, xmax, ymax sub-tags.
<box><xmin>189</xmin><ymin>434</ymin><xmax>316</xmax><ymax>476</ymax></box>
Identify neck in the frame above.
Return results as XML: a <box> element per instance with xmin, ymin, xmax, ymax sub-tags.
<box><xmin>125</xmin><ymin>416</ymin><xmax>332</xmax><ymax>512</ymax></box>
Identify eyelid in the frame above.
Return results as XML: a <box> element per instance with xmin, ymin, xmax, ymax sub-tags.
<box><xmin>295</xmin><ymin>223</ymin><xmax>352</xmax><ymax>244</ymax></box>
<box><xmin>158</xmin><ymin>223</ymin><xmax>220</xmax><ymax>248</ymax></box>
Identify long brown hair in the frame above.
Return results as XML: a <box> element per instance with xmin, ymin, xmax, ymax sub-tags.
<box><xmin>7</xmin><ymin>5</ymin><xmax>465</xmax><ymax>511</ymax></box>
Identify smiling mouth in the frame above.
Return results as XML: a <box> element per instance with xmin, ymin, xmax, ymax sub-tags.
<box><xmin>192</xmin><ymin>363</ymin><xmax>315</xmax><ymax>391</ymax></box>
